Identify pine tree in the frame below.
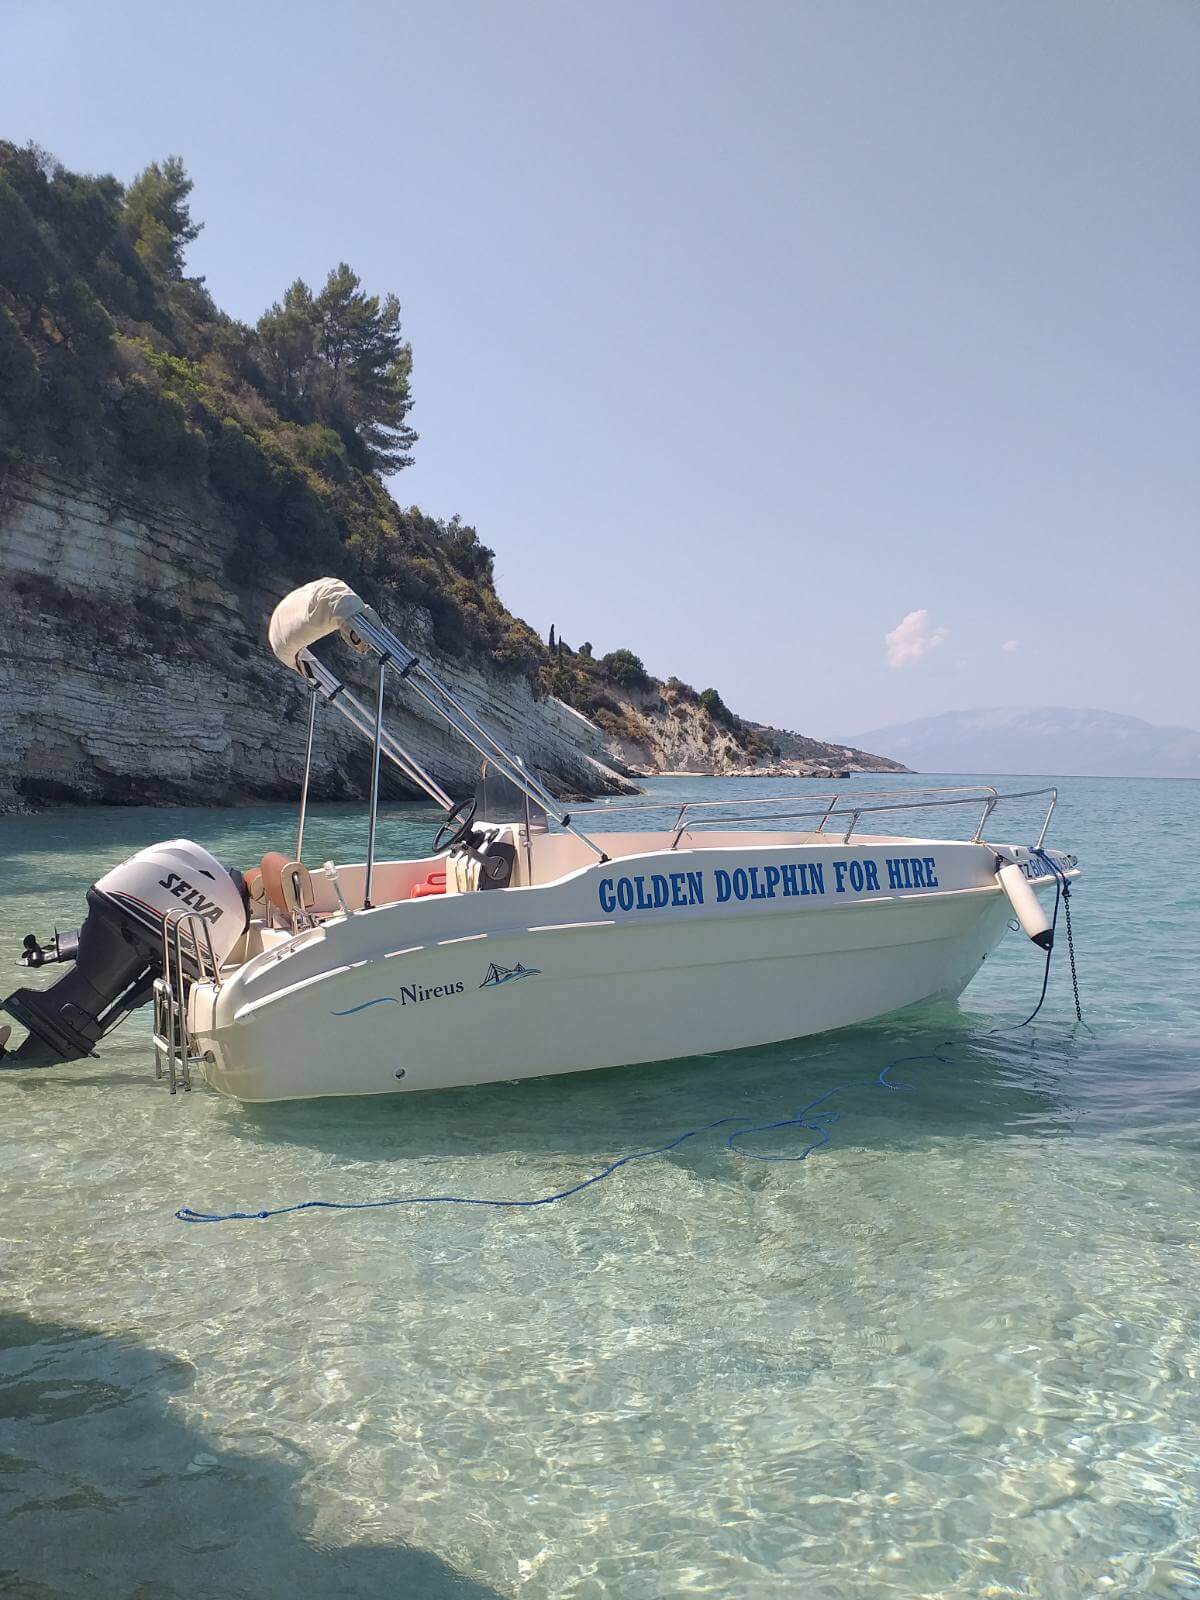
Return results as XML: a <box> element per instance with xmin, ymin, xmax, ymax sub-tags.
<box><xmin>256</xmin><ymin>279</ymin><xmax>318</xmax><ymax>404</ymax></box>
<box><xmin>313</xmin><ymin>263</ymin><xmax>415</xmax><ymax>472</ymax></box>
<box><xmin>122</xmin><ymin>157</ymin><xmax>201</xmax><ymax>279</ymax></box>
<box><xmin>255</xmin><ymin>262</ymin><xmax>417</xmax><ymax>473</ymax></box>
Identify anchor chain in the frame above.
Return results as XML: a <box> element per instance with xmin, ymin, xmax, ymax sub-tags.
<box><xmin>1062</xmin><ymin>882</ymin><xmax>1082</xmax><ymax>1022</ymax></box>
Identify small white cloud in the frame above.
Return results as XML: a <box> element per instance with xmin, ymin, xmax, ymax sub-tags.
<box><xmin>884</xmin><ymin>609</ymin><xmax>948</xmax><ymax>669</ymax></box>
<box><xmin>1002</xmin><ymin>639</ymin><xmax>1019</xmax><ymax>653</ymax></box>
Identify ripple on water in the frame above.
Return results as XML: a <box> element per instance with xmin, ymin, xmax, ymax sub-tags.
<box><xmin>1</xmin><ymin>777</ymin><xmax>1199</xmax><ymax>1598</ymax></box>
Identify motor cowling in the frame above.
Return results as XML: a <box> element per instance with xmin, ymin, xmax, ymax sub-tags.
<box><xmin>1</xmin><ymin>840</ymin><xmax>248</xmax><ymax>1069</ymax></box>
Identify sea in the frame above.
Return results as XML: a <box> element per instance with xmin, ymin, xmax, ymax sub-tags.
<box><xmin>1</xmin><ymin>773</ymin><xmax>1197</xmax><ymax>1599</ymax></box>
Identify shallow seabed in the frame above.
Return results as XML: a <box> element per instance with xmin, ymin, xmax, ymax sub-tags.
<box><xmin>1</xmin><ymin>774</ymin><xmax>1198</xmax><ymax>1599</ymax></box>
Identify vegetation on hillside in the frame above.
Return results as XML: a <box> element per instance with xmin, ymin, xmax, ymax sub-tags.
<box><xmin>0</xmin><ymin>141</ymin><xmax>536</xmax><ymax>664</ymax></box>
<box><xmin>0</xmin><ymin>139</ymin><xmax>781</xmax><ymax>764</ymax></box>
<box><xmin>540</xmin><ymin>633</ymin><xmax>774</xmax><ymax>761</ymax></box>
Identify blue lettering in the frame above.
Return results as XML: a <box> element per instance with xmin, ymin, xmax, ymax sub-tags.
<box><xmin>781</xmin><ymin>863</ymin><xmax>800</xmax><ymax>897</ymax></box>
<box><xmin>747</xmin><ymin>866</ymin><xmax>768</xmax><ymax>900</ymax></box>
<box><xmin>849</xmin><ymin>860</ymin><xmax>864</xmax><ymax>892</ymax></box>
<box><xmin>808</xmin><ymin>862</ymin><xmax>825</xmax><ymax>896</ymax></box>
<box><xmin>864</xmin><ymin>860</ymin><xmax>880</xmax><ymax>891</ymax></box>
<box><xmin>731</xmin><ymin>868</ymin><xmax>749</xmax><ymax>901</ymax></box>
<box><xmin>763</xmin><ymin>864</ymin><xmax>781</xmax><ymax>899</ymax></box>
<box><xmin>910</xmin><ymin>858</ymin><xmax>926</xmax><ymax>888</ymax></box>
<box><xmin>651</xmin><ymin>873</ymin><xmax>670</xmax><ymax>909</ymax></box>
<box><xmin>923</xmin><ymin>856</ymin><xmax>939</xmax><ymax>888</ymax></box>
<box><xmin>886</xmin><ymin>858</ymin><xmax>904</xmax><ymax>890</ymax></box>
<box><xmin>686</xmin><ymin>871</ymin><xmax>705</xmax><ymax>905</ymax></box>
<box><xmin>669</xmin><ymin>871</ymin><xmax>689</xmax><ymax>907</ymax></box>
<box><xmin>599</xmin><ymin>878</ymin><xmax>616</xmax><ymax>913</ymax></box>
<box><xmin>714</xmin><ymin>869</ymin><xmax>732</xmax><ymax>903</ymax></box>
<box><xmin>616</xmin><ymin>877</ymin><xmax>635</xmax><ymax>911</ymax></box>
<box><xmin>634</xmin><ymin>875</ymin><xmax>654</xmax><ymax>910</ymax></box>
<box><xmin>833</xmin><ymin>861</ymin><xmax>848</xmax><ymax>894</ymax></box>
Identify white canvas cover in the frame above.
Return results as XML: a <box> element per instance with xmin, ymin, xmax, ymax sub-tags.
<box><xmin>268</xmin><ymin>578</ymin><xmax>380</xmax><ymax>671</ymax></box>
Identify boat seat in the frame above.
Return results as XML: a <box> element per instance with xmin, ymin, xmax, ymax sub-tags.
<box><xmin>260</xmin><ymin>852</ymin><xmax>316</xmax><ymax>922</ymax></box>
<box><xmin>243</xmin><ymin>866</ymin><xmax>266</xmax><ymax>914</ymax></box>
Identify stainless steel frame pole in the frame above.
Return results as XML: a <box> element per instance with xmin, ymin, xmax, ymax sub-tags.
<box><xmin>518</xmin><ymin>758</ymin><xmax>535</xmax><ymax>884</ymax></box>
<box><xmin>296</xmin><ymin>687</ymin><xmax>317</xmax><ymax>860</ymax></box>
<box><xmin>363</xmin><ymin>662</ymin><xmax>386</xmax><ymax>908</ymax></box>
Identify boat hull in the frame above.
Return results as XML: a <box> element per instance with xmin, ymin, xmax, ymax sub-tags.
<box><xmin>196</xmin><ymin>879</ymin><xmax>1016</xmax><ymax>1101</ymax></box>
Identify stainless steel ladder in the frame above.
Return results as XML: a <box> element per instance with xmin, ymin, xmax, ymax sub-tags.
<box><xmin>152</xmin><ymin>908</ymin><xmax>221</xmax><ymax>1093</ymax></box>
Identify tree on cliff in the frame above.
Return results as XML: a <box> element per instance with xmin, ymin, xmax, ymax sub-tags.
<box><xmin>698</xmin><ymin>687</ymin><xmax>737</xmax><ymax>727</ymax></box>
<box><xmin>255</xmin><ymin>263</ymin><xmax>416</xmax><ymax>473</ymax></box>
<box><xmin>600</xmin><ymin>649</ymin><xmax>651</xmax><ymax>690</ymax></box>
<box><xmin>122</xmin><ymin>157</ymin><xmax>201</xmax><ymax>279</ymax></box>
<box><xmin>0</xmin><ymin>143</ymin><xmax>130</xmax><ymax>462</ymax></box>
<box><xmin>0</xmin><ymin>141</ymin><xmax>794</xmax><ymax>749</ymax></box>
<box><xmin>0</xmin><ymin>141</ymin><xmax>548</xmax><ymax>671</ymax></box>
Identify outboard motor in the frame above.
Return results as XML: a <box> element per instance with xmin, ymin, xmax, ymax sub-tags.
<box><xmin>1</xmin><ymin>840</ymin><xmax>248</xmax><ymax>1069</ymax></box>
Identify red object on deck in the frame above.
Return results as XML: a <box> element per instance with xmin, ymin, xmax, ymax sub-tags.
<box><xmin>410</xmin><ymin>871</ymin><xmax>447</xmax><ymax>899</ymax></box>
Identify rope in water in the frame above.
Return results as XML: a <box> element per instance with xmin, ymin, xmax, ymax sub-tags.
<box><xmin>176</xmin><ymin>851</ymin><xmax>1083</xmax><ymax>1224</ymax></box>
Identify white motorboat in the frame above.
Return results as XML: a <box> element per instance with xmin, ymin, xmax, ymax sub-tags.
<box><xmin>1</xmin><ymin>579</ymin><xmax>1080</xmax><ymax>1101</ymax></box>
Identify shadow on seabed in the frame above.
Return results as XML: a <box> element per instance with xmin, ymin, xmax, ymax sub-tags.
<box><xmin>0</xmin><ymin>1309</ymin><xmax>508</xmax><ymax>1600</ymax></box>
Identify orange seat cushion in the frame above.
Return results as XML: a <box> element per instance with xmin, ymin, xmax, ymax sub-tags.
<box><xmin>260</xmin><ymin>852</ymin><xmax>291</xmax><ymax>916</ymax></box>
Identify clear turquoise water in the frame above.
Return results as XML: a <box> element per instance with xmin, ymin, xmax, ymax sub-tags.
<box><xmin>1</xmin><ymin>774</ymin><xmax>1198</xmax><ymax>1599</ymax></box>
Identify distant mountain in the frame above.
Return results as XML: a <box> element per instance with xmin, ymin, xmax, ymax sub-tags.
<box><xmin>848</xmin><ymin>707</ymin><xmax>1200</xmax><ymax>780</ymax></box>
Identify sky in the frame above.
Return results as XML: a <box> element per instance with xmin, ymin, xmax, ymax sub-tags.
<box><xmin>5</xmin><ymin>0</ymin><xmax>1198</xmax><ymax>737</ymax></box>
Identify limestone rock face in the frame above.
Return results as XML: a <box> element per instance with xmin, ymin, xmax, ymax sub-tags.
<box><xmin>578</xmin><ymin>683</ymin><xmax>907</xmax><ymax>779</ymax></box>
<box><xmin>591</xmin><ymin>687</ymin><xmax>757</xmax><ymax>776</ymax></box>
<box><xmin>0</xmin><ymin>468</ymin><xmax>632</xmax><ymax>810</ymax></box>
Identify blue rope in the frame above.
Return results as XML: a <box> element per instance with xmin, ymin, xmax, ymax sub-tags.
<box><xmin>175</xmin><ymin>1115</ymin><xmax>745</xmax><ymax>1222</ymax></box>
<box><xmin>176</xmin><ymin>852</ymin><xmax>1082</xmax><ymax>1224</ymax></box>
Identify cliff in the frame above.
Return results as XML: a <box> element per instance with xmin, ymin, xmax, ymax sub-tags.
<box><xmin>0</xmin><ymin>464</ymin><xmax>904</xmax><ymax>807</ymax></box>
<box><xmin>564</xmin><ymin>682</ymin><xmax>905</xmax><ymax>777</ymax></box>
<box><xmin>744</xmin><ymin>721</ymin><xmax>908</xmax><ymax>777</ymax></box>
<box><xmin>0</xmin><ymin>141</ymin><xmax>903</xmax><ymax>808</ymax></box>
<box><xmin>0</xmin><ymin>466</ymin><xmax>632</xmax><ymax>809</ymax></box>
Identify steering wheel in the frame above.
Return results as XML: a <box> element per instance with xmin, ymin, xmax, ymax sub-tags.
<box><xmin>431</xmin><ymin>797</ymin><xmax>479</xmax><ymax>854</ymax></box>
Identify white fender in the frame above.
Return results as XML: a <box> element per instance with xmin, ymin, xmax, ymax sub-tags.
<box><xmin>997</xmin><ymin>862</ymin><xmax>1053</xmax><ymax>950</ymax></box>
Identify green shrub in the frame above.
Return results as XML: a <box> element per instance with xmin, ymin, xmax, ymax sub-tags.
<box><xmin>118</xmin><ymin>374</ymin><xmax>205</xmax><ymax>480</ymax></box>
<box><xmin>0</xmin><ymin>303</ymin><xmax>39</xmax><ymax>453</ymax></box>
<box><xmin>600</xmin><ymin>648</ymin><xmax>651</xmax><ymax>690</ymax></box>
<box><xmin>698</xmin><ymin>687</ymin><xmax>736</xmax><ymax>727</ymax></box>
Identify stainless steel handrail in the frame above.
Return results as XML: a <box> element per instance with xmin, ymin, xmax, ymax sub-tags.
<box><xmin>582</xmin><ymin>782</ymin><xmax>1002</xmax><ymax>823</ymax></box>
<box><xmin>152</xmin><ymin>908</ymin><xmax>222</xmax><ymax>1094</ymax></box>
<box><xmin>1035</xmin><ymin>789</ymin><xmax>1058</xmax><ymax>849</ymax></box>
<box><xmin>653</xmin><ymin>786</ymin><xmax>1057</xmax><ymax>850</ymax></box>
<box><xmin>815</xmin><ymin>794</ymin><xmax>840</xmax><ymax>833</ymax></box>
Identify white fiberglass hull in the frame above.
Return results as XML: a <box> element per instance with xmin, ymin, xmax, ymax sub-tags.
<box><xmin>191</xmin><ymin>839</ymin><xmax>1068</xmax><ymax>1102</ymax></box>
